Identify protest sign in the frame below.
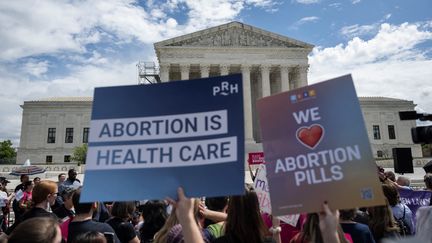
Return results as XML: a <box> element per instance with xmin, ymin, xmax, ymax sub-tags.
<box><xmin>399</xmin><ymin>188</ymin><xmax>431</xmax><ymax>224</ymax></box>
<box><xmin>81</xmin><ymin>74</ymin><xmax>244</xmax><ymax>202</ymax></box>
<box><xmin>253</xmin><ymin>164</ymin><xmax>300</xmax><ymax>226</ymax></box>
<box><xmin>248</xmin><ymin>152</ymin><xmax>265</xmax><ymax>165</ymax></box>
<box><xmin>257</xmin><ymin>75</ymin><xmax>385</xmax><ymax>215</ymax></box>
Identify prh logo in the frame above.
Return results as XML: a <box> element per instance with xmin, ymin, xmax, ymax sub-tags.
<box><xmin>213</xmin><ymin>81</ymin><xmax>238</xmax><ymax>96</ymax></box>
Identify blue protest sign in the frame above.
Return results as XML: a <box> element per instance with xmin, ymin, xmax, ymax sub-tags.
<box><xmin>81</xmin><ymin>74</ymin><xmax>244</xmax><ymax>202</ymax></box>
<box><xmin>399</xmin><ymin>188</ymin><xmax>431</xmax><ymax>224</ymax></box>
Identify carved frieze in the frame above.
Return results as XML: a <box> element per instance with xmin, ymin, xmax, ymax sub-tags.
<box><xmin>165</xmin><ymin>27</ymin><xmax>303</xmax><ymax>48</ymax></box>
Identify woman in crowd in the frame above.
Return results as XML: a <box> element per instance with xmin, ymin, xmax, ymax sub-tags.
<box><xmin>7</xmin><ymin>217</ymin><xmax>62</xmax><ymax>243</ymax></box>
<box><xmin>139</xmin><ymin>200</ymin><xmax>168</xmax><ymax>243</ymax></box>
<box><xmin>6</xmin><ymin>180</ymin><xmax>58</xmax><ymax>234</ymax></box>
<box><xmin>339</xmin><ymin>208</ymin><xmax>375</xmax><ymax>243</ymax></box>
<box><xmin>290</xmin><ymin>213</ymin><xmax>350</xmax><ymax>243</ymax></box>
<box><xmin>106</xmin><ymin>201</ymin><xmax>140</xmax><ymax>243</ymax></box>
<box><xmin>367</xmin><ymin>200</ymin><xmax>400</xmax><ymax>242</ymax></box>
<box><xmin>382</xmin><ymin>184</ymin><xmax>414</xmax><ymax>235</ymax></box>
<box><xmin>212</xmin><ymin>186</ymin><xmax>279</xmax><ymax>243</ymax></box>
<box><xmin>18</xmin><ymin>181</ymin><xmax>33</xmax><ymax>212</ymax></box>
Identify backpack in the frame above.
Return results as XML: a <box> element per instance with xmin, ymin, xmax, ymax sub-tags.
<box><xmin>394</xmin><ymin>206</ymin><xmax>411</xmax><ymax>236</ymax></box>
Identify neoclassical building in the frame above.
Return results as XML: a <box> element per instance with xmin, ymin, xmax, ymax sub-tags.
<box><xmin>154</xmin><ymin>21</ymin><xmax>313</xmax><ymax>152</ymax></box>
<box><xmin>16</xmin><ymin>22</ymin><xmax>422</xmax><ymax>164</ymax></box>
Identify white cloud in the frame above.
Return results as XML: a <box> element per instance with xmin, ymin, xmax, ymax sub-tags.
<box><xmin>295</xmin><ymin>0</ymin><xmax>320</xmax><ymax>4</ymax></box>
<box><xmin>290</xmin><ymin>16</ymin><xmax>320</xmax><ymax>29</ymax></box>
<box><xmin>340</xmin><ymin>24</ymin><xmax>377</xmax><ymax>38</ymax></box>
<box><xmin>309</xmin><ymin>21</ymin><xmax>432</xmax><ymax>113</ymax></box>
<box><xmin>352</xmin><ymin>0</ymin><xmax>361</xmax><ymax>4</ymax></box>
<box><xmin>22</xmin><ymin>60</ymin><xmax>50</xmax><ymax>77</ymax></box>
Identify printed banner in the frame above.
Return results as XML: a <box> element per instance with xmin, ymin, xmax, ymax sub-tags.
<box><xmin>257</xmin><ymin>75</ymin><xmax>385</xmax><ymax>215</ymax></box>
<box><xmin>253</xmin><ymin>164</ymin><xmax>300</xmax><ymax>226</ymax></box>
<box><xmin>81</xmin><ymin>74</ymin><xmax>245</xmax><ymax>202</ymax></box>
<box><xmin>399</xmin><ymin>188</ymin><xmax>431</xmax><ymax>224</ymax></box>
<box><xmin>248</xmin><ymin>152</ymin><xmax>265</xmax><ymax>165</ymax></box>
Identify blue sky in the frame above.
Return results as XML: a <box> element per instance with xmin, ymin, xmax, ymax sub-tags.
<box><xmin>0</xmin><ymin>0</ymin><xmax>431</xmax><ymax>146</ymax></box>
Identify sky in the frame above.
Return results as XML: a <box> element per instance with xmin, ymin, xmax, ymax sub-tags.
<box><xmin>0</xmin><ymin>0</ymin><xmax>431</xmax><ymax>146</ymax></box>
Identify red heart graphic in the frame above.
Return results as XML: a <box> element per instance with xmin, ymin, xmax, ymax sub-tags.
<box><xmin>296</xmin><ymin>124</ymin><xmax>324</xmax><ymax>149</ymax></box>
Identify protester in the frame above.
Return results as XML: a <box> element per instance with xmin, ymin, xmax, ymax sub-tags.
<box><xmin>33</xmin><ymin>177</ymin><xmax>41</xmax><ymax>185</ymax></box>
<box><xmin>290</xmin><ymin>213</ymin><xmax>350</xmax><ymax>243</ymax></box>
<box><xmin>339</xmin><ymin>208</ymin><xmax>375</xmax><ymax>243</ymax></box>
<box><xmin>202</xmin><ymin>197</ymin><xmax>228</xmax><ymax>238</ymax></box>
<box><xmin>367</xmin><ymin>201</ymin><xmax>400</xmax><ymax>242</ymax></box>
<box><xmin>0</xmin><ymin>178</ymin><xmax>13</xmax><ymax>233</ymax></box>
<box><xmin>67</xmin><ymin>188</ymin><xmax>119</xmax><ymax>243</ymax></box>
<box><xmin>18</xmin><ymin>181</ymin><xmax>34</xmax><ymax>212</ymax></box>
<box><xmin>382</xmin><ymin>184</ymin><xmax>414</xmax><ymax>235</ymax></box>
<box><xmin>139</xmin><ymin>200</ymin><xmax>168</xmax><ymax>243</ymax></box>
<box><xmin>212</xmin><ymin>186</ymin><xmax>279</xmax><ymax>243</ymax></box>
<box><xmin>7</xmin><ymin>217</ymin><xmax>62</xmax><ymax>243</ymax></box>
<box><xmin>58</xmin><ymin>169</ymin><xmax>81</xmax><ymax>195</ymax></box>
<box><xmin>384</xmin><ymin>171</ymin><xmax>396</xmax><ymax>182</ymax></box>
<box><xmin>396</xmin><ymin>177</ymin><xmax>411</xmax><ymax>189</ymax></box>
<box><xmin>57</xmin><ymin>173</ymin><xmax>66</xmax><ymax>186</ymax></box>
<box><xmin>12</xmin><ymin>175</ymin><xmax>29</xmax><ymax>220</ymax></box>
<box><xmin>53</xmin><ymin>187</ymin><xmax>75</xmax><ymax>219</ymax></box>
<box><xmin>72</xmin><ymin>231</ymin><xmax>108</xmax><ymax>243</ymax></box>
<box><xmin>106</xmin><ymin>201</ymin><xmax>140</xmax><ymax>243</ymax></box>
<box><xmin>424</xmin><ymin>173</ymin><xmax>432</xmax><ymax>191</ymax></box>
<box><xmin>166</xmin><ymin>187</ymin><xmax>207</xmax><ymax>243</ymax></box>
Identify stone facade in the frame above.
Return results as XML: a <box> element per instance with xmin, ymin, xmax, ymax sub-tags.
<box><xmin>16</xmin><ymin>97</ymin><xmax>92</xmax><ymax>164</ymax></box>
<box><xmin>359</xmin><ymin>97</ymin><xmax>422</xmax><ymax>158</ymax></box>
<box><xmin>154</xmin><ymin>21</ymin><xmax>314</xmax><ymax>153</ymax></box>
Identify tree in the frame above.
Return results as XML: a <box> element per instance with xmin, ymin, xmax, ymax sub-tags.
<box><xmin>0</xmin><ymin>140</ymin><xmax>16</xmax><ymax>159</ymax></box>
<box><xmin>71</xmin><ymin>144</ymin><xmax>87</xmax><ymax>165</ymax></box>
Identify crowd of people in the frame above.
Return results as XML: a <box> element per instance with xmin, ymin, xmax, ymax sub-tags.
<box><xmin>0</xmin><ymin>166</ymin><xmax>430</xmax><ymax>243</ymax></box>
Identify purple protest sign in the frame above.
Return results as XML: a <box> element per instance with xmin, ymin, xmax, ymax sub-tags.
<box><xmin>398</xmin><ymin>188</ymin><xmax>431</xmax><ymax>224</ymax></box>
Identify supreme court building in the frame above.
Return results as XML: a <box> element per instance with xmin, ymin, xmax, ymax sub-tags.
<box><xmin>16</xmin><ymin>22</ymin><xmax>422</xmax><ymax>164</ymax></box>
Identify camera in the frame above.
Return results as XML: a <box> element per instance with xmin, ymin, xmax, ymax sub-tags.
<box><xmin>399</xmin><ymin>111</ymin><xmax>432</xmax><ymax>144</ymax></box>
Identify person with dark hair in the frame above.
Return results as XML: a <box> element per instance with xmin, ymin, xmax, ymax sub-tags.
<box><xmin>382</xmin><ymin>183</ymin><xmax>414</xmax><ymax>235</ymax></box>
<box><xmin>290</xmin><ymin>213</ymin><xmax>349</xmax><ymax>243</ymax></box>
<box><xmin>213</xmin><ymin>186</ymin><xmax>279</xmax><ymax>243</ymax></box>
<box><xmin>68</xmin><ymin>188</ymin><xmax>120</xmax><ymax>243</ymax></box>
<box><xmin>203</xmin><ymin>197</ymin><xmax>228</xmax><ymax>238</ymax></box>
<box><xmin>339</xmin><ymin>208</ymin><xmax>375</xmax><ymax>243</ymax></box>
<box><xmin>53</xmin><ymin>187</ymin><xmax>75</xmax><ymax>219</ymax></box>
<box><xmin>139</xmin><ymin>200</ymin><xmax>167</xmax><ymax>243</ymax></box>
<box><xmin>106</xmin><ymin>201</ymin><xmax>139</xmax><ymax>243</ymax></box>
<box><xmin>7</xmin><ymin>217</ymin><xmax>62</xmax><ymax>243</ymax></box>
<box><xmin>33</xmin><ymin>177</ymin><xmax>41</xmax><ymax>185</ymax></box>
<box><xmin>58</xmin><ymin>169</ymin><xmax>81</xmax><ymax>195</ymax></box>
<box><xmin>12</xmin><ymin>174</ymin><xmax>29</xmax><ymax>220</ymax></box>
<box><xmin>57</xmin><ymin>173</ymin><xmax>66</xmax><ymax>186</ymax></box>
<box><xmin>73</xmin><ymin>231</ymin><xmax>107</xmax><ymax>243</ymax></box>
<box><xmin>18</xmin><ymin>181</ymin><xmax>34</xmax><ymax>212</ymax></box>
<box><xmin>384</xmin><ymin>171</ymin><xmax>396</xmax><ymax>182</ymax></box>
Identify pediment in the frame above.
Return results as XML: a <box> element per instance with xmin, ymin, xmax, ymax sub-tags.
<box><xmin>155</xmin><ymin>22</ymin><xmax>314</xmax><ymax>49</ymax></box>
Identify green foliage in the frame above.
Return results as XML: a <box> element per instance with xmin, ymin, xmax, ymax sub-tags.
<box><xmin>0</xmin><ymin>140</ymin><xmax>16</xmax><ymax>159</ymax></box>
<box><xmin>71</xmin><ymin>144</ymin><xmax>87</xmax><ymax>165</ymax></box>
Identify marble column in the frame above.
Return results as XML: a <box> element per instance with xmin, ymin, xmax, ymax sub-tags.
<box><xmin>180</xmin><ymin>64</ymin><xmax>190</xmax><ymax>80</ymax></box>
<box><xmin>241</xmin><ymin>64</ymin><xmax>254</xmax><ymax>143</ymax></box>
<box><xmin>261</xmin><ymin>64</ymin><xmax>271</xmax><ymax>97</ymax></box>
<box><xmin>297</xmin><ymin>65</ymin><xmax>309</xmax><ymax>88</ymax></box>
<box><xmin>220</xmin><ymin>64</ymin><xmax>229</xmax><ymax>76</ymax></box>
<box><xmin>200</xmin><ymin>64</ymin><xmax>210</xmax><ymax>78</ymax></box>
<box><xmin>280</xmin><ymin>65</ymin><xmax>290</xmax><ymax>92</ymax></box>
<box><xmin>159</xmin><ymin>63</ymin><xmax>170</xmax><ymax>82</ymax></box>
